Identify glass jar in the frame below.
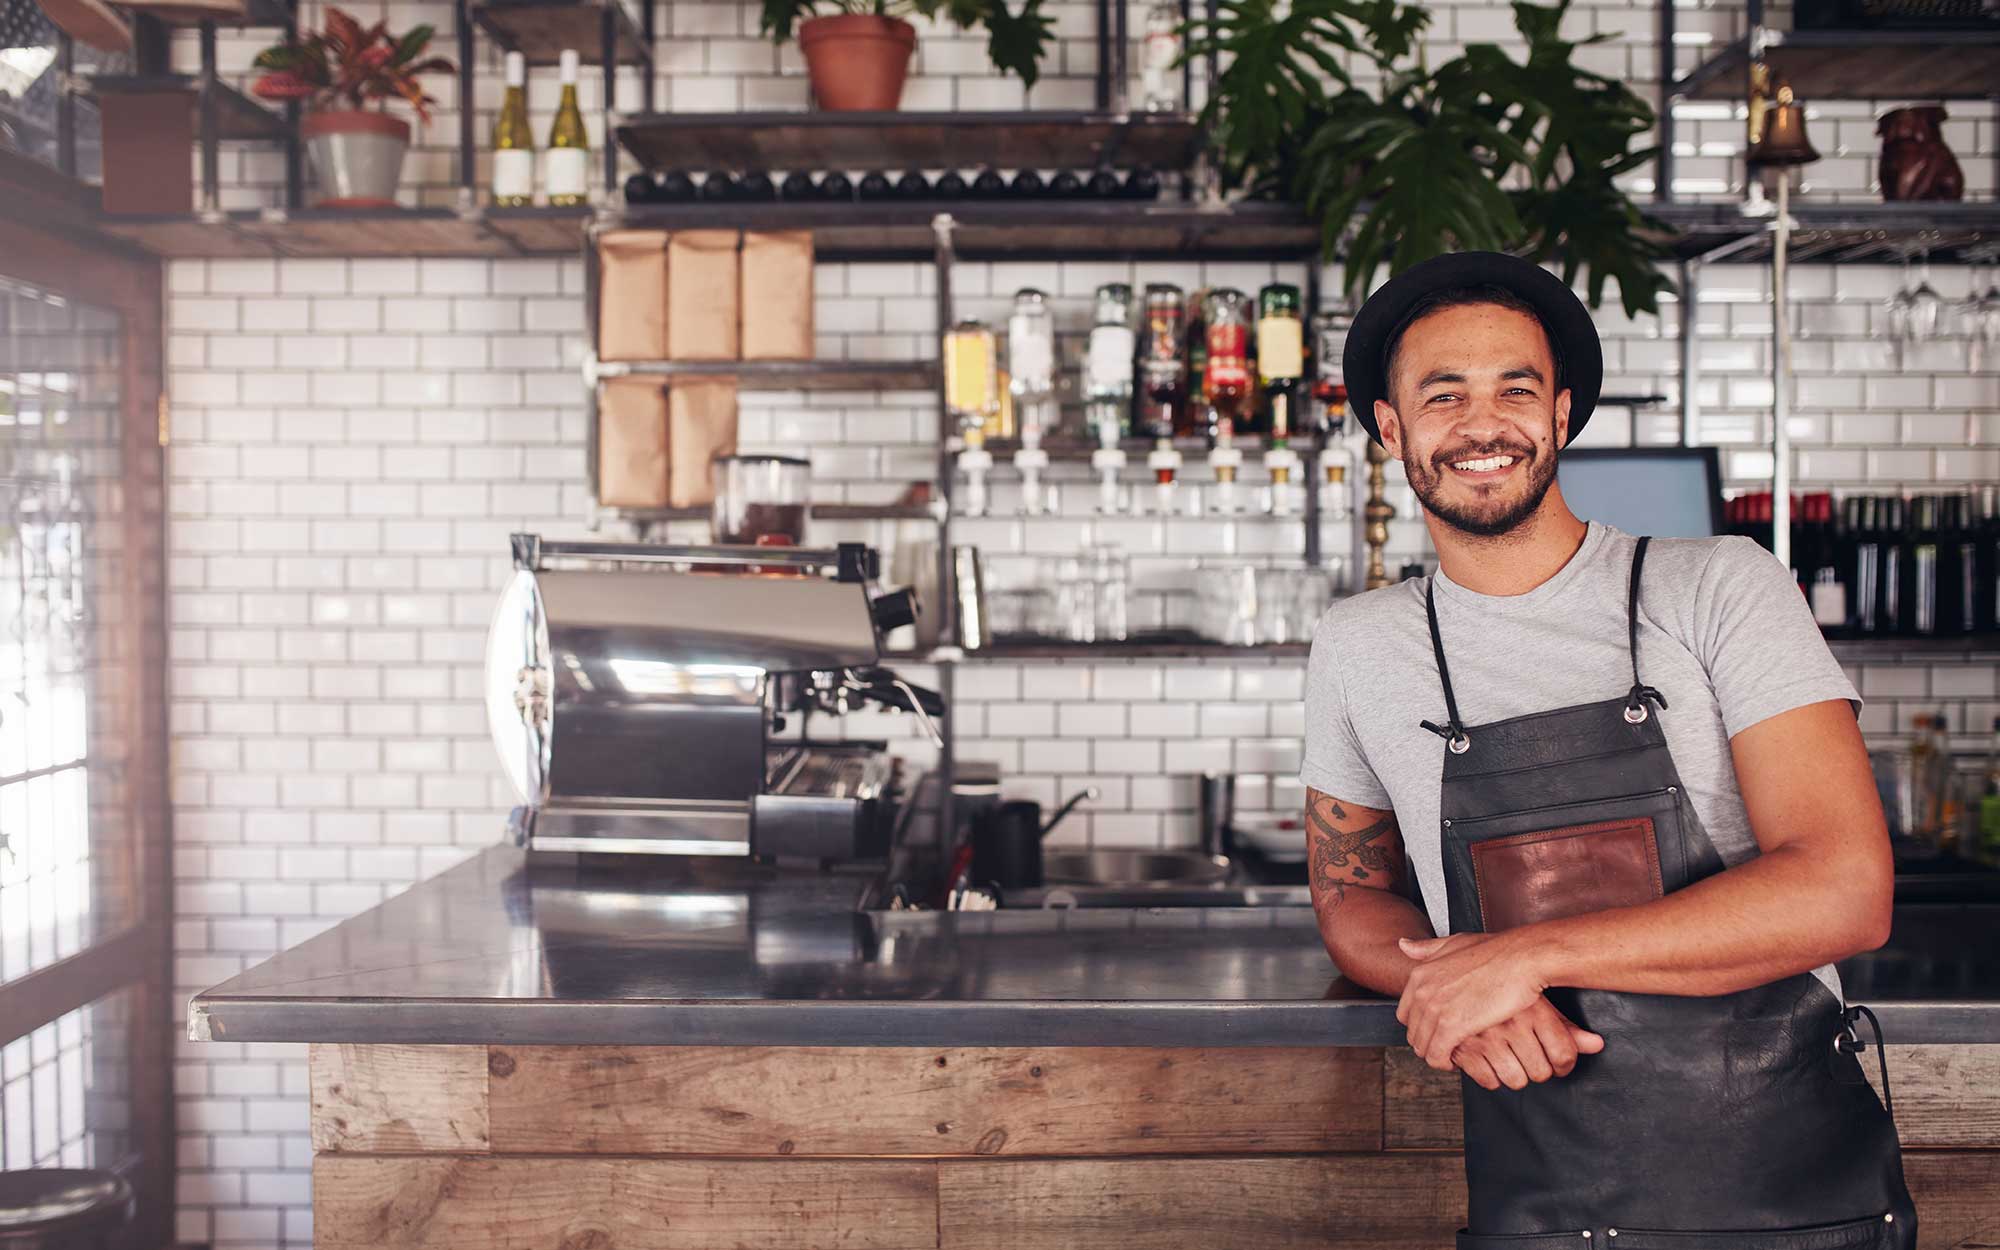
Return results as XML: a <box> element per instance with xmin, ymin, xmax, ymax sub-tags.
<box><xmin>712</xmin><ymin>454</ymin><xmax>810</xmax><ymax>545</ymax></box>
<box><xmin>1138</xmin><ymin>283</ymin><xmax>1186</xmax><ymax>440</ymax></box>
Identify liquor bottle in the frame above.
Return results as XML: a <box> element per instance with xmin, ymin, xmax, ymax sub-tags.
<box><xmin>1124</xmin><ymin>168</ymin><xmax>1161</xmax><ymax>200</ymax></box>
<box><xmin>1255</xmin><ymin>283</ymin><xmax>1302</xmax><ymax>441</ymax></box>
<box><xmin>1048</xmin><ymin>170</ymin><xmax>1084</xmax><ymax>197</ymax></box>
<box><xmin>1086</xmin><ymin>168</ymin><xmax>1123</xmax><ymax>198</ymax></box>
<box><xmin>858</xmin><ymin>170</ymin><xmax>893</xmax><ymax>200</ymax></box>
<box><xmin>1139</xmin><ymin>0</ymin><xmax>1183</xmax><ymax>112</ymax></box>
<box><xmin>971</xmin><ymin>168</ymin><xmax>1009</xmax><ymax>199</ymax></box>
<box><xmin>544</xmin><ymin>49</ymin><xmax>589</xmax><ymax>207</ymax></box>
<box><xmin>1084</xmin><ymin>283</ymin><xmax>1136</xmax><ymax>439</ymax></box>
<box><xmin>1879</xmin><ymin>496</ymin><xmax>1907</xmax><ymax>635</ymax></box>
<box><xmin>737</xmin><ymin>171</ymin><xmax>776</xmax><ymax>201</ymax></box>
<box><xmin>1138</xmin><ymin>283</ymin><xmax>1186</xmax><ymax>439</ymax></box>
<box><xmin>818</xmin><ymin>171</ymin><xmax>854</xmax><ymax>201</ymax></box>
<box><xmin>933</xmin><ymin>170</ymin><xmax>968</xmax><ymax>198</ymax></box>
<box><xmin>1807</xmin><ymin>493</ymin><xmax>1848</xmax><ymax>629</ymax></box>
<box><xmin>622</xmin><ymin>172</ymin><xmax>658</xmax><ymax>205</ymax></box>
<box><xmin>1911</xmin><ymin>494</ymin><xmax>1940</xmax><ymax>636</ymax></box>
<box><xmin>656</xmin><ymin>170</ymin><xmax>697</xmax><ymax>202</ymax></box>
<box><xmin>1908</xmin><ymin>713</ymin><xmax>1952</xmax><ymax>849</ymax></box>
<box><xmin>1011</xmin><ymin>169</ymin><xmax>1046</xmax><ymax>197</ymax></box>
<box><xmin>1849</xmin><ymin>496</ymin><xmax>1881</xmax><ymax>635</ymax></box>
<box><xmin>895</xmin><ymin>170</ymin><xmax>931</xmax><ymax>198</ymax></box>
<box><xmin>1944</xmin><ymin>491</ymin><xmax>1980</xmax><ymax>636</ymax></box>
<box><xmin>1204</xmin><ymin>289</ymin><xmax>1251</xmax><ymax>439</ymax></box>
<box><xmin>1309</xmin><ymin>309</ymin><xmax>1354</xmax><ymax>517</ymax></box>
<box><xmin>1977</xmin><ymin>485</ymin><xmax>2000</xmax><ymax>636</ymax></box>
<box><xmin>1180</xmin><ymin>288</ymin><xmax>1209</xmax><ymax>438</ymax></box>
<box><xmin>490</xmin><ymin>51</ymin><xmax>534</xmax><ymax>207</ymax></box>
<box><xmin>1978</xmin><ymin>716</ymin><xmax>2000</xmax><ymax>866</ymax></box>
<box><xmin>944</xmin><ymin>321</ymin><xmax>1000</xmax><ymax>517</ymax></box>
<box><xmin>779</xmin><ymin>170</ymin><xmax>817</xmax><ymax>200</ymax></box>
<box><xmin>698</xmin><ymin>171</ymin><xmax>737</xmax><ymax>201</ymax></box>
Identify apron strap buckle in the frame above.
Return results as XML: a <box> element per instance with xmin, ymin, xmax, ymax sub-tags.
<box><xmin>1421</xmin><ymin>719</ymin><xmax>1472</xmax><ymax>754</ymax></box>
<box><xmin>1624</xmin><ymin>684</ymin><xmax>1668</xmax><ymax>723</ymax></box>
<box><xmin>1835</xmin><ymin>1004</ymin><xmax>1895</xmax><ymax>1117</ymax></box>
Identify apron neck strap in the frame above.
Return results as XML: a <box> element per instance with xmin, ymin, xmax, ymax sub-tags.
<box><xmin>1420</xmin><ymin>533</ymin><xmax>1668</xmax><ymax>749</ymax></box>
<box><xmin>1626</xmin><ymin>536</ymin><xmax>1668</xmax><ymax>719</ymax></box>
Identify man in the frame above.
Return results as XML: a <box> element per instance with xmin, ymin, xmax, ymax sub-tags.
<box><xmin>1300</xmin><ymin>252</ymin><xmax>1915</xmax><ymax>1245</ymax></box>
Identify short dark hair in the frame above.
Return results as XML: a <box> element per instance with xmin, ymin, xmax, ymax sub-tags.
<box><xmin>1381</xmin><ymin>283</ymin><xmax>1565</xmax><ymax>404</ymax></box>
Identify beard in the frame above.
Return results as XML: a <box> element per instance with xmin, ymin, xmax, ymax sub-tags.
<box><xmin>1403</xmin><ymin>436</ymin><xmax>1559</xmax><ymax>538</ymax></box>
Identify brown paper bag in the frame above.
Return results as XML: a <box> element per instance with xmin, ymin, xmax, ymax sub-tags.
<box><xmin>596</xmin><ymin>377</ymin><xmax>670</xmax><ymax>508</ymax></box>
<box><xmin>667</xmin><ymin>379</ymin><xmax>738</xmax><ymax>508</ymax></box>
<box><xmin>597</xmin><ymin>230</ymin><xmax>669</xmax><ymax>362</ymax></box>
<box><xmin>740</xmin><ymin>231</ymin><xmax>816</xmax><ymax>361</ymax></box>
<box><xmin>667</xmin><ymin>230</ymin><xmax>741</xmax><ymax>361</ymax></box>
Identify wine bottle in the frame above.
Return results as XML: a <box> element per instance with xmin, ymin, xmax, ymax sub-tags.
<box><xmin>1010</xmin><ymin>169</ymin><xmax>1046</xmax><ymax>197</ymax></box>
<box><xmin>779</xmin><ymin>170</ymin><xmax>817</xmax><ymax>200</ymax></box>
<box><xmin>1048</xmin><ymin>170</ymin><xmax>1084</xmax><ymax>198</ymax></box>
<box><xmin>1912</xmin><ymin>495</ymin><xmax>1940</xmax><ymax>636</ymax></box>
<box><xmin>1880</xmin><ymin>496</ymin><xmax>1908</xmax><ymax>635</ymax></box>
<box><xmin>656</xmin><ymin>170</ymin><xmax>697</xmax><ymax>202</ymax></box>
<box><xmin>1849</xmin><ymin>496</ymin><xmax>1881</xmax><ymax>635</ymax></box>
<box><xmin>1086</xmin><ymin>168</ymin><xmax>1123</xmax><ymax>198</ymax></box>
<box><xmin>490</xmin><ymin>50</ymin><xmax>534</xmax><ymax>207</ymax></box>
<box><xmin>933</xmin><ymin>170</ymin><xmax>968</xmax><ymax>198</ymax></box>
<box><xmin>698</xmin><ymin>171</ymin><xmax>736</xmax><ymax>201</ymax></box>
<box><xmin>1124</xmin><ymin>168</ymin><xmax>1162</xmax><ymax>200</ymax></box>
<box><xmin>858</xmin><ymin>170</ymin><xmax>893</xmax><ymax>200</ymax></box>
<box><xmin>1977</xmin><ymin>485</ymin><xmax>2000</xmax><ymax>636</ymax></box>
<box><xmin>544</xmin><ymin>49</ymin><xmax>589</xmax><ymax>207</ymax></box>
<box><xmin>895</xmin><ymin>170</ymin><xmax>931</xmax><ymax>198</ymax></box>
<box><xmin>971</xmin><ymin>168</ymin><xmax>1008</xmax><ymax>199</ymax></box>
<box><xmin>818</xmin><ymin>171</ymin><xmax>854</xmax><ymax>201</ymax></box>
<box><xmin>737</xmin><ymin>171</ymin><xmax>776</xmax><ymax>201</ymax></box>
<box><xmin>622</xmin><ymin>172</ymin><xmax>658</xmax><ymax>205</ymax></box>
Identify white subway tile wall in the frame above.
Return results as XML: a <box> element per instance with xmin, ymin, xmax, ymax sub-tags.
<box><xmin>157</xmin><ymin>3</ymin><xmax>2000</xmax><ymax>1247</ymax></box>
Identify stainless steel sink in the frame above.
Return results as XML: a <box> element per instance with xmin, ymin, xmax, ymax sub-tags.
<box><xmin>1042</xmin><ymin>849</ymin><xmax>1232</xmax><ymax>887</ymax></box>
<box><xmin>1000</xmin><ymin>883</ymin><xmax>1313</xmax><ymax>909</ymax></box>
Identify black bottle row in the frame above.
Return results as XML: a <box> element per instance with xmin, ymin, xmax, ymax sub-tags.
<box><xmin>1727</xmin><ymin>488</ymin><xmax>2000</xmax><ymax>639</ymax></box>
<box><xmin>622</xmin><ymin>167</ymin><xmax>1164</xmax><ymax>206</ymax></box>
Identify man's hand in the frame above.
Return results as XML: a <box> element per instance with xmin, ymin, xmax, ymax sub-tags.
<box><xmin>1395</xmin><ymin>931</ymin><xmax>1554</xmax><ymax>1071</ymax></box>
<box><xmin>1447</xmin><ymin>995</ymin><xmax>1605</xmax><ymax>1090</ymax></box>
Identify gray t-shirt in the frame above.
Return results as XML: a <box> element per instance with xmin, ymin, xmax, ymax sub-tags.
<box><xmin>1301</xmin><ymin>521</ymin><xmax>1856</xmax><ymax>998</ymax></box>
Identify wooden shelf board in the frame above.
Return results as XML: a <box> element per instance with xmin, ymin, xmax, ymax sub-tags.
<box><xmin>470</xmin><ymin>0</ymin><xmax>650</xmax><ymax>66</ymax></box>
<box><xmin>127</xmin><ymin>0</ymin><xmax>293</xmax><ymax>27</ymax></box>
<box><xmin>84</xmin><ymin>74</ymin><xmax>287</xmax><ymax>142</ymax></box>
<box><xmin>962</xmin><ymin>638</ymin><xmax>1314</xmax><ymax>660</ymax></box>
<box><xmin>604</xmin><ymin>502</ymin><xmax>936</xmax><ymax>524</ymax></box>
<box><xmin>93</xmin><ymin>206</ymin><xmax>588</xmax><ymax>258</ymax></box>
<box><xmin>1678</xmin><ymin>30</ymin><xmax>2000</xmax><ymax>101</ymax></box>
<box><xmin>600</xmin><ymin>359</ymin><xmax>937</xmax><ymax>391</ymax></box>
<box><xmin>615</xmin><ymin>111</ymin><xmax>1203</xmax><ymax>176</ymax></box>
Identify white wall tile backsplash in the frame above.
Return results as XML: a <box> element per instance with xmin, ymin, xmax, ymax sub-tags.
<box><xmin>153</xmin><ymin>2</ymin><xmax>2000</xmax><ymax>1246</ymax></box>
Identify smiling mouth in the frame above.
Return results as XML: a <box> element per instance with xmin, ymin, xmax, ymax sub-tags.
<box><xmin>1444</xmin><ymin>452</ymin><xmax>1525</xmax><ymax>477</ymax></box>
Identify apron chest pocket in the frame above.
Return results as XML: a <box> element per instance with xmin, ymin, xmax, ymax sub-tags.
<box><xmin>1442</xmin><ymin>787</ymin><xmax>1698</xmax><ymax>935</ymax></box>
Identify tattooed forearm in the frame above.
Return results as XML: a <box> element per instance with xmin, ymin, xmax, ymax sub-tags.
<box><xmin>1305</xmin><ymin>789</ymin><xmax>1404</xmax><ymax>906</ymax></box>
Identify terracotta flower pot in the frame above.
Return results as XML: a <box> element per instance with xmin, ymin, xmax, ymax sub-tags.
<box><xmin>798</xmin><ymin>14</ymin><xmax>916</xmax><ymax>112</ymax></box>
<box><xmin>301</xmin><ymin>110</ymin><xmax>411</xmax><ymax>208</ymax></box>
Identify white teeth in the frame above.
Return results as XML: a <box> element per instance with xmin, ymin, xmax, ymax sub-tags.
<box><xmin>1451</xmin><ymin>455</ymin><xmax>1515</xmax><ymax>472</ymax></box>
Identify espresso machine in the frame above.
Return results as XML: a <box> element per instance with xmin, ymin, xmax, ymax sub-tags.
<box><xmin>487</xmin><ymin>533</ymin><xmax>942</xmax><ymax>862</ymax></box>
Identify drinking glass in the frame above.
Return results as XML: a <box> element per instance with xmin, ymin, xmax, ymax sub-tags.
<box><xmin>1089</xmin><ymin>544</ymin><xmax>1130</xmax><ymax>642</ymax></box>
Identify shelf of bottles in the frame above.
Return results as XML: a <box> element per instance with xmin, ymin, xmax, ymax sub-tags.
<box><xmin>1729</xmin><ymin>487</ymin><xmax>2000</xmax><ymax>645</ymax></box>
<box><xmin>941</xmin><ymin>282</ymin><xmax>1355</xmax><ymax>533</ymax></box>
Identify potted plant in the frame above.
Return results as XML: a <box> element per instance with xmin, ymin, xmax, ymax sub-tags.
<box><xmin>249</xmin><ymin>8</ymin><xmax>453</xmax><ymax>208</ymax></box>
<box><xmin>760</xmin><ymin>0</ymin><xmax>1053</xmax><ymax>111</ymax></box>
<box><xmin>1189</xmin><ymin>0</ymin><xmax>1673</xmax><ymax>316</ymax></box>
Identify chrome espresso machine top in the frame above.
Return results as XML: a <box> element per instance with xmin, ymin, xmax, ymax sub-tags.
<box><xmin>486</xmin><ymin>534</ymin><xmax>940</xmax><ymax>861</ymax></box>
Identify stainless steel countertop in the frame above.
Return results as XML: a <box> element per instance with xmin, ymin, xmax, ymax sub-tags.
<box><xmin>188</xmin><ymin>846</ymin><xmax>2000</xmax><ymax>1047</ymax></box>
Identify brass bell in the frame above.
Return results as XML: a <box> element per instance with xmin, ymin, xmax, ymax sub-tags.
<box><xmin>1747</xmin><ymin>68</ymin><xmax>1820</xmax><ymax>168</ymax></box>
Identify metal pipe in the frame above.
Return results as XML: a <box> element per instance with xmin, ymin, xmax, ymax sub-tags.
<box><xmin>283</xmin><ymin>0</ymin><xmax>302</xmax><ymax>209</ymax></box>
<box><xmin>1656</xmin><ymin>0</ymin><xmax>1675</xmax><ymax>202</ymax></box>
<box><xmin>931</xmin><ymin>211</ymin><xmax>959</xmax><ymax>865</ymax></box>
<box><xmin>197</xmin><ymin>22</ymin><xmax>222</xmax><ymax>217</ymax></box>
<box><xmin>601</xmin><ymin>7</ymin><xmax>618</xmax><ymax>196</ymax></box>
<box><xmin>1770</xmin><ymin>175</ymin><xmax>1792</xmax><ymax>568</ymax></box>
<box><xmin>456</xmin><ymin>0</ymin><xmax>475</xmax><ymax>210</ymax></box>
<box><xmin>56</xmin><ymin>35</ymin><xmax>75</xmax><ymax>178</ymax></box>
<box><xmin>1095</xmin><ymin>0</ymin><xmax>1111</xmax><ymax>110</ymax></box>
<box><xmin>642</xmin><ymin>0</ymin><xmax>656</xmax><ymax>112</ymax></box>
<box><xmin>1303</xmin><ymin>256</ymin><xmax>1322</xmax><ymax>567</ymax></box>
<box><xmin>1678</xmin><ymin>258</ymin><xmax>1698</xmax><ymax>446</ymax></box>
<box><xmin>1112</xmin><ymin>0</ymin><xmax>1129</xmax><ymax>113</ymax></box>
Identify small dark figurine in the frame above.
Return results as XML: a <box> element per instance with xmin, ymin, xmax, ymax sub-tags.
<box><xmin>1877</xmin><ymin>106</ymin><xmax>1964</xmax><ymax>202</ymax></box>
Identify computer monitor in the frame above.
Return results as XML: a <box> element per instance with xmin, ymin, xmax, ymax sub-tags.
<box><xmin>1556</xmin><ymin>447</ymin><xmax>1724</xmax><ymax>539</ymax></box>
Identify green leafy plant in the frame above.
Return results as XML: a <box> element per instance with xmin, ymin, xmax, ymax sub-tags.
<box><xmin>249</xmin><ymin>7</ymin><xmax>454</xmax><ymax>122</ymax></box>
<box><xmin>759</xmin><ymin>0</ymin><xmax>1054</xmax><ymax>89</ymax></box>
<box><xmin>1190</xmin><ymin>0</ymin><xmax>1673</xmax><ymax>316</ymax></box>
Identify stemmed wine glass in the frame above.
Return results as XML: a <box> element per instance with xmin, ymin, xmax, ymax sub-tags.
<box><xmin>1887</xmin><ymin>245</ymin><xmax>1947</xmax><ymax>368</ymax></box>
<box><xmin>1965</xmin><ymin>247</ymin><xmax>2000</xmax><ymax>373</ymax></box>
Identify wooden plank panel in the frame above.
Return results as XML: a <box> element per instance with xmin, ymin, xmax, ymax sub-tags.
<box><xmin>311</xmin><ymin>1044</ymin><xmax>490</xmax><ymax>1153</ymax></box>
<box><xmin>1872</xmin><ymin>1046</ymin><xmax>2000</xmax><ymax>1150</ymax></box>
<box><xmin>1904</xmin><ymin>1151</ymin><xmax>2000</xmax><ymax>1248</ymax></box>
<box><xmin>315</xmin><ymin>1156</ymin><xmax>939</xmax><ymax>1250</ymax></box>
<box><xmin>1383</xmin><ymin>1048</ymin><xmax>1462</xmax><ymax>1151</ymax></box>
<box><xmin>937</xmin><ymin>1155</ymin><xmax>1466</xmax><ymax>1250</ymax></box>
<box><xmin>487</xmin><ymin>1046</ymin><xmax>1383</xmax><ymax>1156</ymax></box>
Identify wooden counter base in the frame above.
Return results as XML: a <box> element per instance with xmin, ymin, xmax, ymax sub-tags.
<box><xmin>311</xmin><ymin>1044</ymin><xmax>2000</xmax><ymax>1248</ymax></box>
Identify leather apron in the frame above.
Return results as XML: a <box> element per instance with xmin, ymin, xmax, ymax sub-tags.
<box><xmin>1424</xmin><ymin>538</ymin><xmax>1917</xmax><ymax>1249</ymax></box>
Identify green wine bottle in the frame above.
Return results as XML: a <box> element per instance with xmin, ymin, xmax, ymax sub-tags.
<box><xmin>544</xmin><ymin>49</ymin><xmax>589</xmax><ymax>207</ymax></box>
<box><xmin>491</xmin><ymin>50</ymin><xmax>534</xmax><ymax>207</ymax></box>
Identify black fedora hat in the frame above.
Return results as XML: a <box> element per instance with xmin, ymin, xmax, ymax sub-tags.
<box><xmin>1340</xmin><ymin>251</ymin><xmax>1602</xmax><ymax>446</ymax></box>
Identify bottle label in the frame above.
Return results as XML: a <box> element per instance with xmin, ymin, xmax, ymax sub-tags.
<box><xmin>493</xmin><ymin>149</ymin><xmax>533</xmax><ymax>201</ymax></box>
<box><xmin>1086</xmin><ymin>326</ymin><xmax>1135</xmax><ymax>395</ymax></box>
<box><xmin>544</xmin><ymin>147</ymin><xmax>589</xmax><ymax>200</ymax></box>
<box><xmin>1257</xmin><ymin>316</ymin><xmax>1303</xmax><ymax>379</ymax></box>
<box><xmin>1810</xmin><ymin>581</ymin><xmax>1848</xmax><ymax>627</ymax></box>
